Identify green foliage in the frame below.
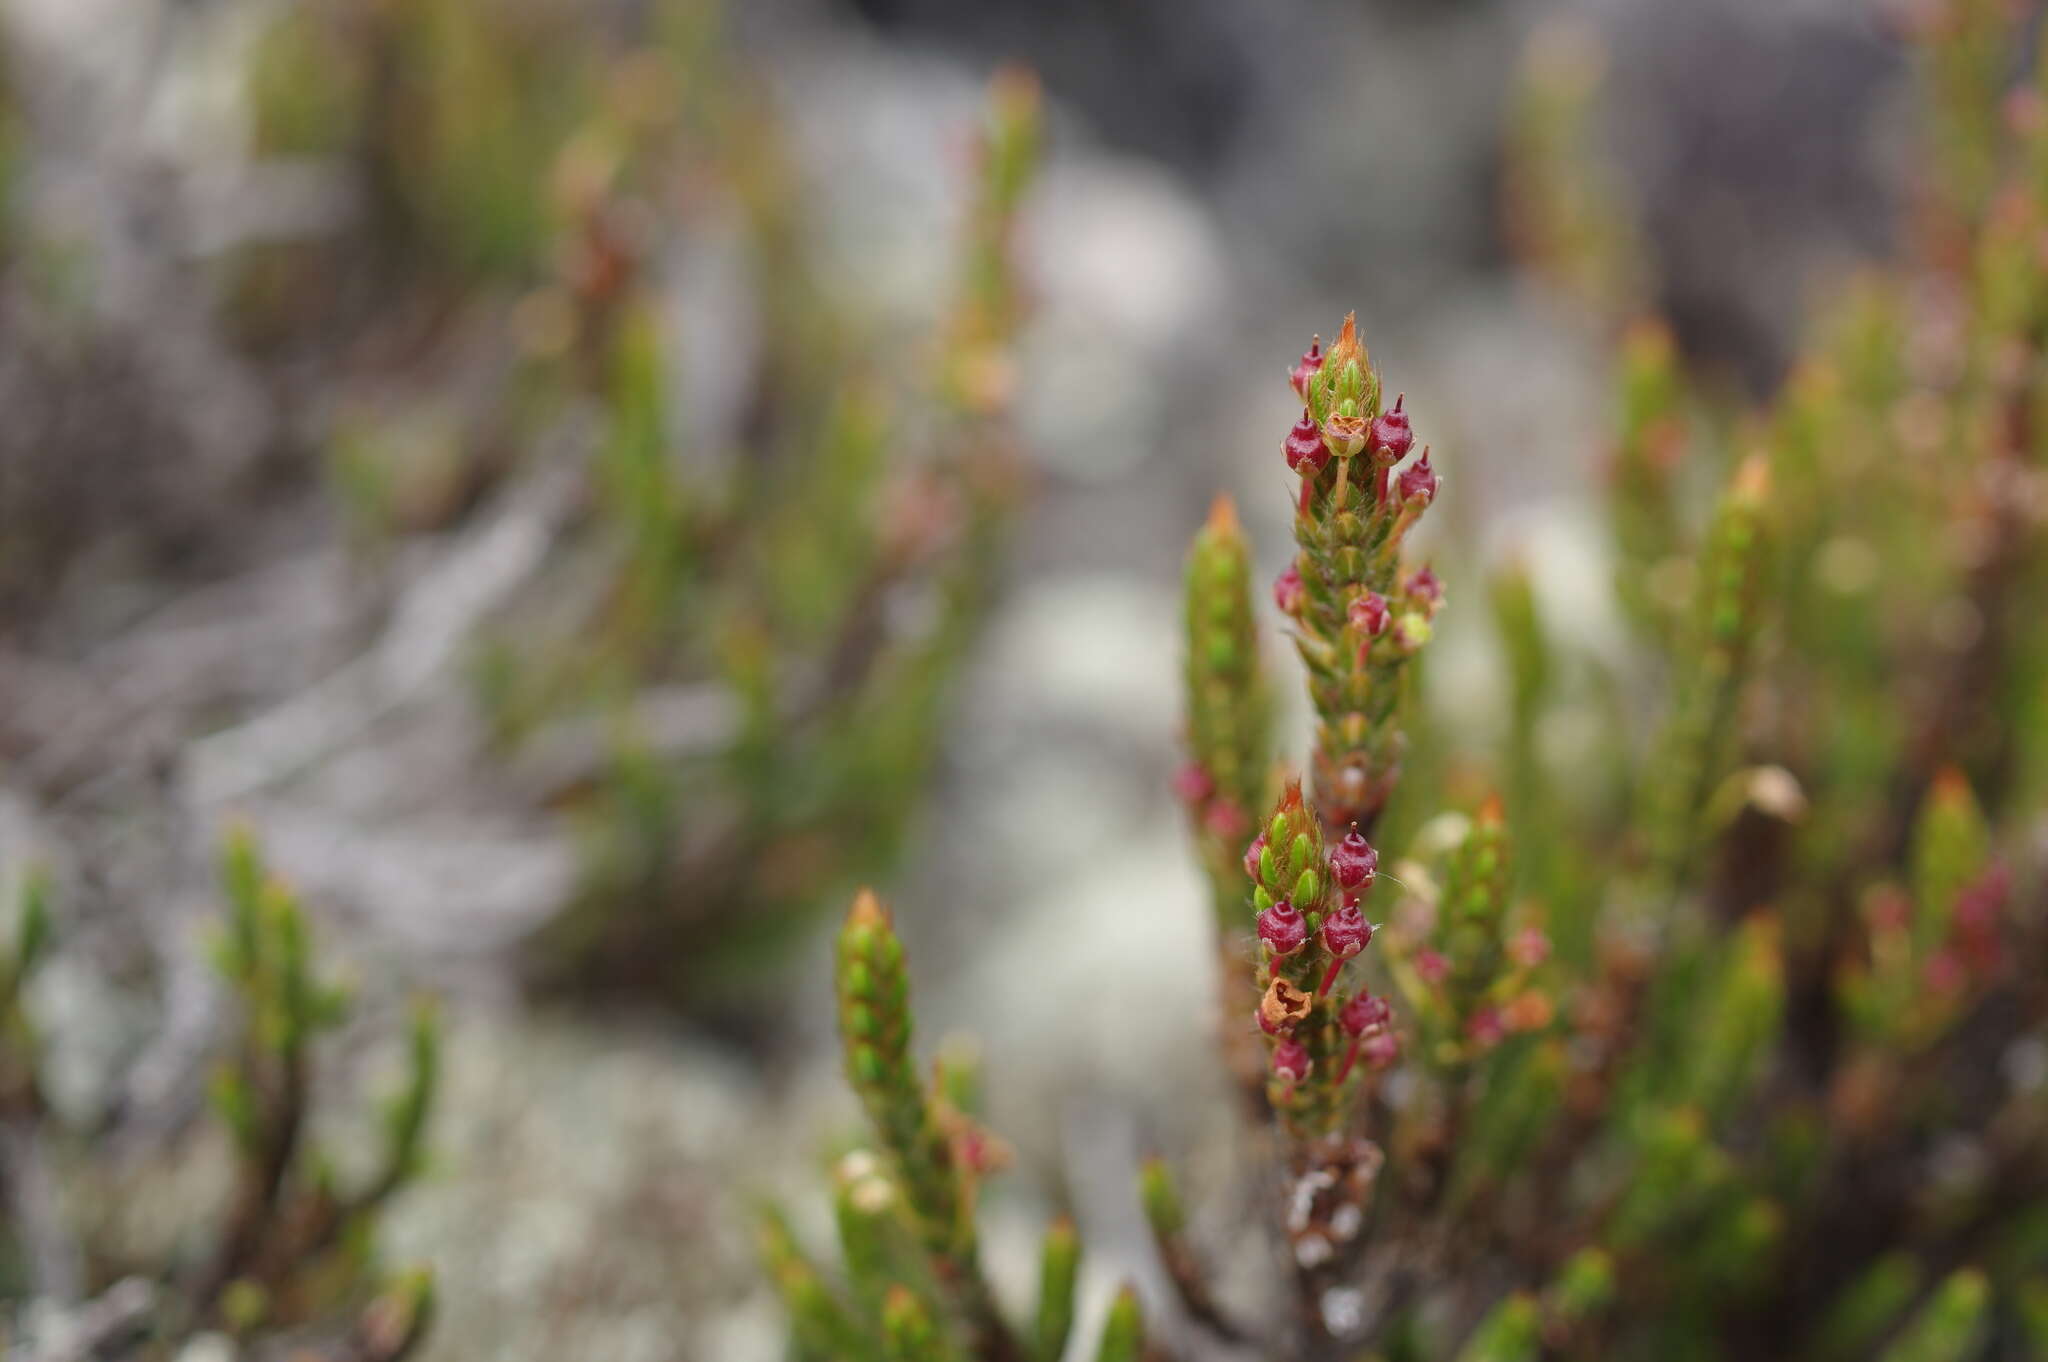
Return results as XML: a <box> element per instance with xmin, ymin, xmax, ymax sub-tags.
<box><xmin>197</xmin><ymin>828</ymin><xmax>442</xmax><ymax>1338</ymax></box>
<box><xmin>1879</xmin><ymin>1269</ymin><xmax>1991</xmax><ymax>1362</ymax></box>
<box><xmin>474</xmin><ymin>57</ymin><xmax>1049</xmax><ymax>1004</ymax></box>
<box><xmin>0</xmin><ymin>835</ymin><xmax>438</xmax><ymax>1357</ymax></box>
<box><xmin>760</xmin><ymin>891</ymin><xmax>1149</xmax><ymax>1362</ymax></box>
<box><xmin>1031</xmin><ymin>1220</ymin><xmax>1080</xmax><ymax>1362</ymax></box>
<box><xmin>1179</xmin><ymin>495</ymin><xmax>1272</xmax><ymax>928</ymax></box>
<box><xmin>1285</xmin><ymin>313</ymin><xmax>1443</xmax><ymax>834</ymax></box>
<box><xmin>232</xmin><ymin>0</ymin><xmax>1049</xmax><ymax>1007</ymax></box>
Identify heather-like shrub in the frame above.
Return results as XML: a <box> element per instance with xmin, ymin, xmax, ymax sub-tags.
<box><xmin>230</xmin><ymin>1</ymin><xmax>1045</xmax><ymax>1002</ymax></box>
<box><xmin>0</xmin><ymin>836</ymin><xmax>437</xmax><ymax>1359</ymax></box>
<box><xmin>761</xmin><ymin>6</ymin><xmax>2048</xmax><ymax>1359</ymax></box>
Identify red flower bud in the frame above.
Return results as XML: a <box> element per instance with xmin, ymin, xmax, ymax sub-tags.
<box><xmin>1258</xmin><ymin>899</ymin><xmax>1309</xmax><ymax>957</ymax></box>
<box><xmin>1327</xmin><ymin>827</ymin><xmax>1379</xmax><ymax>891</ymax></box>
<box><xmin>1361</xmin><ymin>1030</ymin><xmax>1400</xmax><ymax>1070</ymax></box>
<box><xmin>1273</xmin><ymin>564</ymin><xmax>1306</xmax><ymax>616</ymax></box>
<box><xmin>1284</xmin><ymin>409</ymin><xmax>1330</xmax><ymax>474</ymax></box>
<box><xmin>1271</xmin><ymin>1039</ymin><xmax>1312</xmax><ymax>1082</ymax></box>
<box><xmin>1466</xmin><ymin>1006</ymin><xmax>1506</xmax><ymax>1049</ymax></box>
<box><xmin>1415</xmin><ymin>949</ymin><xmax>1450</xmax><ymax>985</ymax></box>
<box><xmin>1173</xmin><ymin>763</ymin><xmax>1214</xmax><ymax>803</ymax></box>
<box><xmin>1289</xmin><ymin>338</ymin><xmax>1324</xmax><ymax>400</ymax></box>
<box><xmin>1369</xmin><ymin>395</ymin><xmax>1414</xmax><ymax>463</ymax></box>
<box><xmin>1339</xmin><ymin>992</ymin><xmax>1391</xmax><ymax>1036</ymax></box>
<box><xmin>1397</xmin><ymin>448</ymin><xmax>1438</xmax><ymax>506</ymax></box>
<box><xmin>1321</xmin><ymin>903</ymin><xmax>1373</xmax><ymax>959</ymax></box>
<box><xmin>1242</xmin><ymin>833</ymin><xmax>1267</xmax><ymax>880</ymax></box>
<box><xmin>1347</xmin><ymin>591</ymin><xmax>1390</xmax><ymax>637</ymax></box>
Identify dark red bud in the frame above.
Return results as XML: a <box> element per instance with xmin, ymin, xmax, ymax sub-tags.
<box><xmin>1369</xmin><ymin>395</ymin><xmax>1414</xmax><ymax>462</ymax></box>
<box><xmin>1273</xmin><ymin>564</ymin><xmax>1306</xmax><ymax>616</ymax></box>
<box><xmin>1271</xmin><ymin>1038</ymin><xmax>1312</xmax><ymax>1082</ymax></box>
<box><xmin>1339</xmin><ymin>992</ymin><xmax>1391</xmax><ymax>1036</ymax></box>
<box><xmin>1327</xmin><ymin>826</ymin><xmax>1379</xmax><ymax>891</ymax></box>
<box><xmin>1397</xmin><ymin>448</ymin><xmax>1438</xmax><ymax>506</ymax></box>
<box><xmin>1258</xmin><ymin>900</ymin><xmax>1309</xmax><ymax>957</ymax></box>
<box><xmin>1242</xmin><ymin>833</ymin><xmax>1267</xmax><ymax>880</ymax></box>
<box><xmin>1173</xmin><ymin>763</ymin><xmax>1214</xmax><ymax>804</ymax></box>
<box><xmin>1289</xmin><ymin>338</ymin><xmax>1324</xmax><ymax>400</ymax></box>
<box><xmin>1284</xmin><ymin>409</ymin><xmax>1330</xmax><ymax>474</ymax></box>
<box><xmin>1321</xmin><ymin>903</ymin><xmax>1373</xmax><ymax>959</ymax></box>
<box><xmin>1347</xmin><ymin>591</ymin><xmax>1390</xmax><ymax>637</ymax></box>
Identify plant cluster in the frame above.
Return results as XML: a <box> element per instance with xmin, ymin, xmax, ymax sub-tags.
<box><xmin>764</xmin><ymin>5</ymin><xmax>2048</xmax><ymax>1360</ymax></box>
<box><xmin>231</xmin><ymin>0</ymin><xmax>1044</xmax><ymax>1002</ymax></box>
<box><xmin>0</xmin><ymin>840</ymin><xmax>437</xmax><ymax>1361</ymax></box>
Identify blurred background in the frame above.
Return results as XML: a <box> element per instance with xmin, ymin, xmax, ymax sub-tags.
<box><xmin>0</xmin><ymin>0</ymin><xmax>1933</xmax><ymax>1357</ymax></box>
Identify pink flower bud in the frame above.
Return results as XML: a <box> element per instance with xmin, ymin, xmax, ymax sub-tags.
<box><xmin>1271</xmin><ymin>1039</ymin><xmax>1312</xmax><ymax>1082</ymax></box>
<box><xmin>1508</xmin><ymin>928</ymin><xmax>1552</xmax><ymax>969</ymax></box>
<box><xmin>953</xmin><ymin>1126</ymin><xmax>1004</xmax><ymax>1174</ymax></box>
<box><xmin>1242</xmin><ymin>833</ymin><xmax>1267</xmax><ymax>880</ymax></box>
<box><xmin>1339</xmin><ymin>992</ymin><xmax>1391</xmax><ymax>1036</ymax></box>
<box><xmin>1321</xmin><ymin>903</ymin><xmax>1373</xmax><ymax>959</ymax></box>
<box><xmin>1415</xmin><ymin>949</ymin><xmax>1450</xmax><ymax>985</ymax></box>
<box><xmin>1466</xmin><ymin>1006</ymin><xmax>1506</xmax><ymax>1049</ymax></box>
<box><xmin>1397</xmin><ymin>448</ymin><xmax>1438</xmax><ymax>506</ymax></box>
<box><xmin>1954</xmin><ymin>863</ymin><xmax>2010</xmax><ymax>972</ymax></box>
<box><xmin>1361</xmin><ymin>1030</ymin><xmax>1400</xmax><ymax>1070</ymax></box>
<box><xmin>1953</xmin><ymin>863</ymin><xmax>2010</xmax><ymax>934</ymax></box>
<box><xmin>1404</xmin><ymin>565</ymin><xmax>1443</xmax><ymax>612</ymax></box>
<box><xmin>1204</xmin><ymin>799</ymin><xmax>1248</xmax><ymax>840</ymax></box>
<box><xmin>1923</xmin><ymin>950</ymin><xmax>1966</xmax><ymax>995</ymax></box>
<box><xmin>1258</xmin><ymin>900</ymin><xmax>1309</xmax><ymax>957</ymax></box>
<box><xmin>1369</xmin><ymin>395</ymin><xmax>1413</xmax><ymax>463</ymax></box>
<box><xmin>1273</xmin><ymin>564</ymin><xmax>1306</xmax><ymax>616</ymax></box>
<box><xmin>1865</xmin><ymin>887</ymin><xmax>1911</xmax><ymax>933</ymax></box>
<box><xmin>1284</xmin><ymin>409</ymin><xmax>1330</xmax><ymax>474</ymax></box>
<box><xmin>1347</xmin><ymin>591</ymin><xmax>1390</xmax><ymax>637</ymax></box>
<box><xmin>1289</xmin><ymin>338</ymin><xmax>1324</xmax><ymax>400</ymax></box>
<box><xmin>1327</xmin><ymin>827</ymin><xmax>1379</xmax><ymax>891</ymax></box>
<box><xmin>1173</xmin><ymin>763</ymin><xmax>1214</xmax><ymax>804</ymax></box>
